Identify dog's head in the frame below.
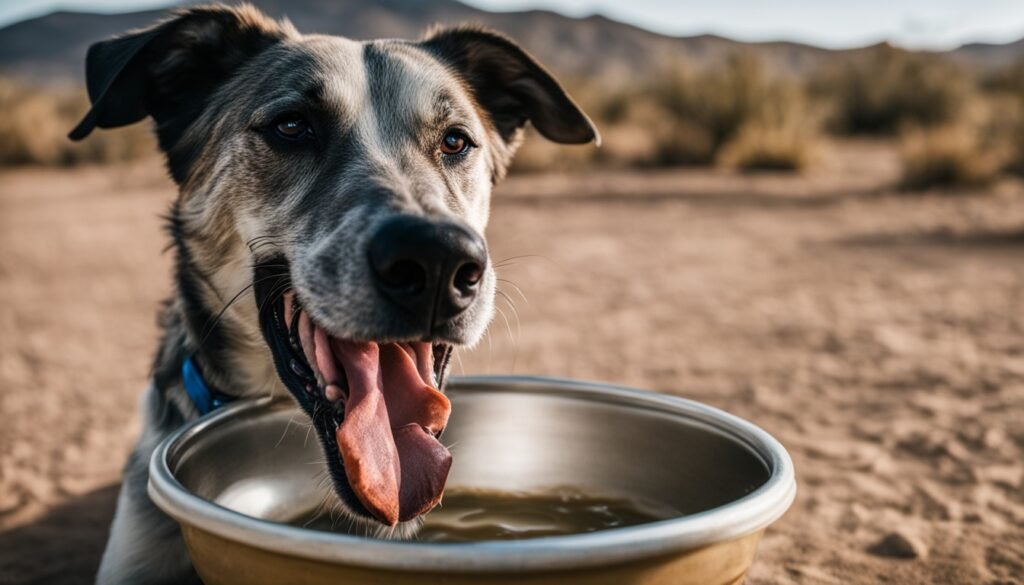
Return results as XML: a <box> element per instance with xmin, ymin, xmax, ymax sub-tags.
<box><xmin>71</xmin><ymin>5</ymin><xmax>596</xmax><ymax>530</ymax></box>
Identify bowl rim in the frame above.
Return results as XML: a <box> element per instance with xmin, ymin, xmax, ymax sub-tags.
<box><xmin>149</xmin><ymin>375</ymin><xmax>797</xmax><ymax>572</ymax></box>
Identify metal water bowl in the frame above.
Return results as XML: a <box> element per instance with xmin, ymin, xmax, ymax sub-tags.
<box><xmin>149</xmin><ymin>376</ymin><xmax>796</xmax><ymax>585</ymax></box>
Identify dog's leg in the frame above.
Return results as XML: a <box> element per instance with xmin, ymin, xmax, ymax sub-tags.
<box><xmin>96</xmin><ymin>386</ymin><xmax>200</xmax><ymax>585</ymax></box>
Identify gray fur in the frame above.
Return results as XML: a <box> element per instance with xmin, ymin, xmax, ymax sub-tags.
<box><xmin>74</xmin><ymin>5</ymin><xmax>597</xmax><ymax>584</ymax></box>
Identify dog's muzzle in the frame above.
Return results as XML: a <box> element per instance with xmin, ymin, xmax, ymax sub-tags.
<box><xmin>368</xmin><ymin>214</ymin><xmax>487</xmax><ymax>330</ymax></box>
<box><xmin>254</xmin><ymin>261</ymin><xmax>456</xmax><ymax>527</ymax></box>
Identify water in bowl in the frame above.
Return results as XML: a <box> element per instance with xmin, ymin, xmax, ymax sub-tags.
<box><xmin>291</xmin><ymin>488</ymin><xmax>677</xmax><ymax>542</ymax></box>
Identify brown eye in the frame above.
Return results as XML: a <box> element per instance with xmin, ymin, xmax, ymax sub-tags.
<box><xmin>274</xmin><ymin>115</ymin><xmax>312</xmax><ymax>140</ymax></box>
<box><xmin>440</xmin><ymin>130</ymin><xmax>471</xmax><ymax>156</ymax></box>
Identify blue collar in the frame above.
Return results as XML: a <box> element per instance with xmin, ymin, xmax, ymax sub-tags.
<box><xmin>182</xmin><ymin>355</ymin><xmax>234</xmax><ymax>416</ymax></box>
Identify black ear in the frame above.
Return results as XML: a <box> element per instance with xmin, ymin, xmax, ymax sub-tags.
<box><xmin>422</xmin><ymin>27</ymin><xmax>599</xmax><ymax>146</ymax></box>
<box><xmin>68</xmin><ymin>4</ymin><xmax>292</xmax><ymax>143</ymax></box>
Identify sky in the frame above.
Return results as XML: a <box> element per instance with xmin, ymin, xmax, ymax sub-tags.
<box><xmin>1</xmin><ymin>0</ymin><xmax>1023</xmax><ymax>50</ymax></box>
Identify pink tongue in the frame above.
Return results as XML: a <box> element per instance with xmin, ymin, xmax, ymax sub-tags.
<box><xmin>330</xmin><ymin>340</ymin><xmax>451</xmax><ymax>526</ymax></box>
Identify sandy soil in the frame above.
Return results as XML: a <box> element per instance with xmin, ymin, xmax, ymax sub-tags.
<box><xmin>1</xmin><ymin>142</ymin><xmax>1023</xmax><ymax>584</ymax></box>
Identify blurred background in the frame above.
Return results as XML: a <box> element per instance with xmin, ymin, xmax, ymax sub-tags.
<box><xmin>4</xmin><ymin>0</ymin><xmax>1024</xmax><ymax>183</ymax></box>
<box><xmin>1</xmin><ymin>1</ymin><xmax>1022</xmax><ymax>584</ymax></box>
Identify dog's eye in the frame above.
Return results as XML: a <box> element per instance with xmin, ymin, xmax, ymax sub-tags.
<box><xmin>440</xmin><ymin>130</ymin><xmax>472</xmax><ymax>156</ymax></box>
<box><xmin>274</xmin><ymin>115</ymin><xmax>313</xmax><ymax>141</ymax></box>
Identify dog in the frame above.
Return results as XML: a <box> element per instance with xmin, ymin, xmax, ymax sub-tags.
<box><xmin>69</xmin><ymin>4</ymin><xmax>597</xmax><ymax>584</ymax></box>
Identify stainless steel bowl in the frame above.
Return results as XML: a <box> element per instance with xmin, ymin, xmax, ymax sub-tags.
<box><xmin>149</xmin><ymin>376</ymin><xmax>796</xmax><ymax>585</ymax></box>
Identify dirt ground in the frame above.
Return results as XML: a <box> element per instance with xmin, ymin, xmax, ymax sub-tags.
<box><xmin>1</xmin><ymin>142</ymin><xmax>1023</xmax><ymax>584</ymax></box>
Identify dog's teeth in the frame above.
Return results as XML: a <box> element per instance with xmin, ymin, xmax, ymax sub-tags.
<box><xmin>325</xmin><ymin>384</ymin><xmax>345</xmax><ymax>402</ymax></box>
<box><xmin>283</xmin><ymin>294</ymin><xmax>293</xmax><ymax>326</ymax></box>
<box><xmin>289</xmin><ymin>358</ymin><xmax>307</xmax><ymax>378</ymax></box>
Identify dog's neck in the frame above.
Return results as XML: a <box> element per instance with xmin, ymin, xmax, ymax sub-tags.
<box><xmin>151</xmin><ymin>202</ymin><xmax>285</xmax><ymax>416</ymax></box>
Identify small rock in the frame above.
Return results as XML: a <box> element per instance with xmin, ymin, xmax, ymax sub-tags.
<box><xmin>962</xmin><ymin>511</ymin><xmax>983</xmax><ymax>523</ymax></box>
<box><xmin>868</xmin><ymin>531</ymin><xmax>928</xmax><ymax>560</ymax></box>
<box><xmin>874</xmin><ymin>325</ymin><xmax>920</xmax><ymax>356</ymax></box>
<box><xmin>982</xmin><ymin>427</ymin><xmax>1009</xmax><ymax>450</ymax></box>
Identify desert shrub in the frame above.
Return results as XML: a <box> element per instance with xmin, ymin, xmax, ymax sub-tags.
<box><xmin>1</xmin><ymin>55</ymin><xmax>830</xmax><ymax>174</ymax></box>
<box><xmin>899</xmin><ymin>123</ymin><xmax>1005</xmax><ymax>190</ymax></box>
<box><xmin>1007</xmin><ymin>110</ymin><xmax>1024</xmax><ymax>177</ymax></box>
<box><xmin>646</xmin><ymin>53</ymin><xmax>776</xmax><ymax>164</ymax></box>
<box><xmin>533</xmin><ymin>52</ymin><xmax>824</xmax><ymax>172</ymax></box>
<box><xmin>717</xmin><ymin>86</ymin><xmax>821</xmax><ymax>171</ymax></box>
<box><xmin>898</xmin><ymin>91</ymin><xmax>1024</xmax><ymax>189</ymax></box>
<box><xmin>0</xmin><ymin>77</ymin><xmax>155</xmax><ymax>167</ymax></box>
<box><xmin>980</xmin><ymin>60</ymin><xmax>1024</xmax><ymax>96</ymax></box>
<box><xmin>609</xmin><ymin>94</ymin><xmax>718</xmax><ymax>166</ymax></box>
<box><xmin>717</xmin><ymin>121</ymin><xmax>815</xmax><ymax>171</ymax></box>
<box><xmin>980</xmin><ymin>68</ymin><xmax>1024</xmax><ymax>176</ymax></box>
<box><xmin>813</xmin><ymin>44</ymin><xmax>971</xmax><ymax>135</ymax></box>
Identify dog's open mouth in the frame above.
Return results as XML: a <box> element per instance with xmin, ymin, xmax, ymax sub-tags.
<box><xmin>253</xmin><ymin>263</ymin><xmax>454</xmax><ymax>526</ymax></box>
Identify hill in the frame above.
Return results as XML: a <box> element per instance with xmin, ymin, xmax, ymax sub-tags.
<box><xmin>5</xmin><ymin>0</ymin><xmax>1020</xmax><ymax>84</ymax></box>
<box><xmin>0</xmin><ymin>0</ymin><xmax>857</xmax><ymax>82</ymax></box>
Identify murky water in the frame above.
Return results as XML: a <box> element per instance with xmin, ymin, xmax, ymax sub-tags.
<box><xmin>291</xmin><ymin>488</ymin><xmax>676</xmax><ymax>542</ymax></box>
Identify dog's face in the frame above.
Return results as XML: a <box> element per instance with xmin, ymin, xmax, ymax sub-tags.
<box><xmin>71</xmin><ymin>5</ymin><xmax>596</xmax><ymax>531</ymax></box>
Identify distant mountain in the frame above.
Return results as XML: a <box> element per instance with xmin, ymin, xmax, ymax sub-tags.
<box><xmin>0</xmin><ymin>0</ymin><xmax>1021</xmax><ymax>83</ymax></box>
<box><xmin>952</xmin><ymin>38</ymin><xmax>1024</xmax><ymax>69</ymax></box>
<box><xmin>0</xmin><ymin>9</ymin><xmax>168</xmax><ymax>79</ymax></box>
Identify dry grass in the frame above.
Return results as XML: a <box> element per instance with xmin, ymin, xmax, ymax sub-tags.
<box><xmin>0</xmin><ymin>46</ymin><xmax>1014</xmax><ymax>184</ymax></box>
<box><xmin>718</xmin><ymin>121</ymin><xmax>817</xmax><ymax>171</ymax></box>
<box><xmin>898</xmin><ymin>93</ymin><xmax>1024</xmax><ymax>189</ymax></box>
<box><xmin>977</xmin><ymin>60</ymin><xmax>1024</xmax><ymax>177</ymax></box>
<box><xmin>513</xmin><ymin>52</ymin><xmax>825</xmax><ymax>173</ymax></box>
<box><xmin>0</xmin><ymin>78</ymin><xmax>155</xmax><ymax>167</ymax></box>
<box><xmin>899</xmin><ymin>124</ymin><xmax>1004</xmax><ymax>190</ymax></box>
<box><xmin>1009</xmin><ymin>115</ymin><xmax>1024</xmax><ymax>176</ymax></box>
<box><xmin>717</xmin><ymin>87</ymin><xmax>822</xmax><ymax>171</ymax></box>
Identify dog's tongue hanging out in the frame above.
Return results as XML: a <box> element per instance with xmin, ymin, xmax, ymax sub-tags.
<box><xmin>323</xmin><ymin>339</ymin><xmax>452</xmax><ymax>526</ymax></box>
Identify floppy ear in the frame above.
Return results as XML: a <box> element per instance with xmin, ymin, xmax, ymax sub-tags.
<box><xmin>68</xmin><ymin>4</ymin><xmax>292</xmax><ymax>146</ymax></box>
<box><xmin>422</xmin><ymin>27</ymin><xmax>599</xmax><ymax>146</ymax></box>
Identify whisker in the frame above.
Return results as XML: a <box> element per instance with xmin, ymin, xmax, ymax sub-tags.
<box><xmin>484</xmin><ymin>326</ymin><xmax>493</xmax><ymax>374</ymax></box>
<box><xmin>495</xmin><ymin>291</ymin><xmax>522</xmax><ymax>372</ymax></box>
<box><xmin>245</xmin><ymin>234</ymin><xmax>300</xmax><ymax>252</ymax></box>
<box><xmin>494</xmin><ymin>253</ymin><xmax>542</xmax><ymax>267</ymax></box>
<box><xmin>495</xmin><ymin>253</ymin><xmax>564</xmax><ymax>273</ymax></box>
<box><xmin>275</xmin><ymin>414</ymin><xmax>302</xmax><ymax>449</ymax></box>
<box><xmin>495</xmin><ymin>289</ymin><xmax>522</xmax><ymax>337</ymax></box>
<box><xmin>494</xmin><ymin>304</ymin><xmax>515</xmax><ymax>346</ymax></box>
<box><xmin>304</xmin><ymin>404</ymin><xmax>318</xmax><ymax>448</ymax></box>
<box><xmin>496</xmin><ymin>278</ymin><xmax>529</xmax><ymax>305</ymax></box>
<box><xmin>195</xmin><ymin>271</ymin><xmax>287</xmax><ymax>351</ymax></box>
<box><xmin>454</xmin><ymin>349</ymin><xmax>465</xmax><ymax>375</ymax></box>
<box><xmin>195</xmin><ymin>283</ymin><xmax>253</xmax><ymax>349</ymax></box>
<box><xmin>255</xmin><ymin>277</ymin><xmax>293</xmax><ymax>322</ymax></box>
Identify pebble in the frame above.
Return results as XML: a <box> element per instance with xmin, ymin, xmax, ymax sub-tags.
<box><xmin>982</xmin><ymin>427</ymin><xmax>1008</xmax><ymax>450</ymax></box>
<box><xmin>868</xmin><ymin>531</ymin><xmax>928</xmax><ymax>560</ymax></box>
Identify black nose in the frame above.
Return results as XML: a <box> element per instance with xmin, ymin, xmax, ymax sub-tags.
<box><xmin>368</xmin><ymin>214</ymin><xmax>487</xmax><ymax>326</ymax></box>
